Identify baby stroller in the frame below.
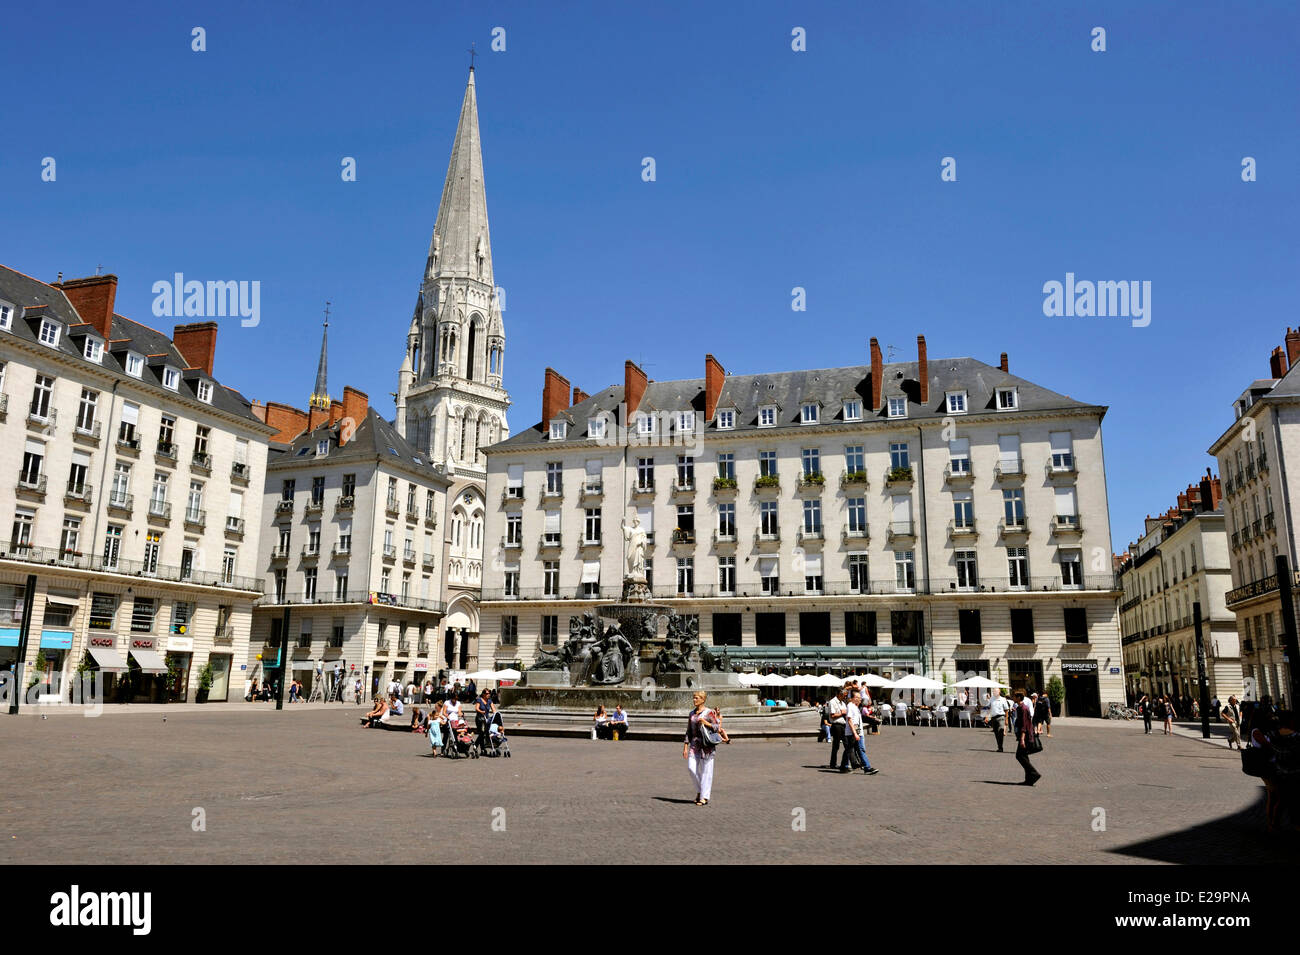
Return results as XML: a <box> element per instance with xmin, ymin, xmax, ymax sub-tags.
<box><xmin>443</xmin><ymin>718</ymin><xmax>478</xmax><ymax>759</ymax></box>
<box><xmin>476</xmin><ymin>713</ymin><xmax>511</xmax><ymax>758</ymax></box>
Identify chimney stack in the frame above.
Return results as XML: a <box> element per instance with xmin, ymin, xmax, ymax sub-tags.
<box><xmin>704</xmin><ymin>353</ymin><xmax>726</xmax><ymax>421</ymax></box>
<box><xmin>542</xmin><ymin>368</ymin><xmax>570</xmax><ymax>427</ymax></box>
<box><xmin>1270</xmin><ymin>346</ymin><xmax>1288</xmax><ymax>379</ymax></box>
<box><xmin>56</xmin><ymin>274</ymin><xmax>117</xmax><ymax>339</ymax></box>
<box><xmin>329</xmin><ymin>402</ymin><xmax>344</xmax><ymax>427</ymax></box>
<box><xmin>340</xmin><ymin>386</ymin><xmax>368</xmax><ymax>447</ymax></box>
<box><xmin>916</xmin><ymin>335</ymin><xmax>929</xmax><ymax>404</ymax></box>
<box><xmin>173</xmin><ymin>321</ymin><xmax>219</xmax><ymax>376</ymax></box>
<box><xmin>572</xmin><ymin>386</ymin><xmax>589</xmax><ymax>406</ymax></box>
<box><xmin>1000</xmin><ymin>352</ymin><xmax>1009</xmax><ymax>373</ymax></box>
<box><xmin>624</xmin><ymin>360</ymin><xmax>648</xmax><ymax>418</ymax></box>
<box><xmin>1287</xmin><ymin>327</ymin><xmax>1300</xmax><ymax>369</ymax></box>
<box><xmin>869</xmin><ymin>338</ymin><xmax>883</xmax><ymax>411</ymax></box>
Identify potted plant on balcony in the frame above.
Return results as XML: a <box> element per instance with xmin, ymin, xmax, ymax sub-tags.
<box><xmin>196</xmin><ymin>661</ymin><xmax>214</xmax><ymax>703</ymax></box>
<box><xmin>1047</xmin><ymin>675</ymin><xmax>1065</xmax><ymax>717</ymax></box>
<box><xmin>755</xmin><ymin>474</ymin><xmax>780</xmax><ymax>488</ymax></box>
<box><xmin>712</xmin><ymin>475</ymin><xmax>738</xmax><ymax>491</ymax></box>
<box><xmin>887</xmin><ymin>465</ymin><xmax>913</xmax><ymax>483</ymax></box>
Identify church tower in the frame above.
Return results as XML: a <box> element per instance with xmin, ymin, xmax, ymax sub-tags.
<box><xmin>309</xmin><ymin>306</ymin><xmax>330</xmax><ymax>412</ymax></box>
<box><xmin>397</xmin><ymin>66</ymin><xmax>510</xmax><ymax>479</ymax></box>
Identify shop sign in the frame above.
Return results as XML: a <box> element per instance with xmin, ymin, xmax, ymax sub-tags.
<box><xmin>1061</xmin><ymin>661</ymin><xmax>1098</xmax><ymax>674</ymax></box>
<box><xmin>131</xmin><ymin>638</ymin><xmax>156</xmax><ymax>650</ymax></box>
<box><xmin>167</xmin><ymin>636</ymin><xmax>194</xmax><ymax>653</ymax></box>
<box><xmin>89</xmin><ymin>636</ymin><xmax>117</xmax><ymax>649</ymax></box>
<box><xmin>0</xmin><ymin>627</ymin><xmax>19</xmax><ymax>648</ymax></box>
<box><xmin>39</xmin><ymin>630</ymin><xmax>74</xmax><ymax>650</ymax></box>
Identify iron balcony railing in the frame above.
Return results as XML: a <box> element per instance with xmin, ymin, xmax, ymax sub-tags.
<box><xmin>255</xmin><ymin>589</ymin><xmax>446</xmax><ymax>613</ymax></box>
<box><xmin>0</xmin><ymin>546</ymin><xmax>260</xmax><ymax>590</ymax></box>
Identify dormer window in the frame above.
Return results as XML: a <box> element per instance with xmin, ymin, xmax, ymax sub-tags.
<box><xmin>946</xmin><ymin>391</ymin><xmax>968</xmax><ymax>414</ymax></box>
<box><xmin>636</xmin><ymin>413</ymin><xmax>655</xmax><ymax>436</ymax></box>
<box><xmin>843</xmin><ymin>399</ymin><xmax>862</xmax><ymax>422</ymax></box>
<box><xmin>162</xmin><ymin>367</ymin><xmax>180</xmax><ymax>391</ymax></box>
<box><xmin>678</xmin><ymin>411</ymin><xmax>696</xmax><ymax>433</ymax></box>
<box><xmin>801</xmin><ymin>403</ymin><xmax>819</xmax><ymax>424</ymax></box>
<box><xmin>125</xmin><ymin>352</ymin><xmax>145</xmax><ymax>378</ymax></box>
<box><xmin>588</xmin><ymin>416</ymin><xmax>607</xmax><ymax>440</ymax></box>
<box><xmin>758</xmin><ymin>406</ymin><xmax>777</xmax><ymax>428</ymax></box>
<box><xmin>887</xmin><ymin>396</ymin><xmax>907</xmax><ymax>418</ymax></box>
<box><xmin>0</xmin><ymin>303</ymin><xmax>13</xmax><ymax>331</ymax></box>
<box><xmin>316</xmin><ymin>439</ymin><xmax>329</xmax><ymax>456</ymax></box>
<box><xmin>38</xmin><ymin>319</ymin><xmax>61</xmax><ymax>347</ymax></box>
<box><xmin>549</xmin><ymin>421</ymin><xmax>568</xmax><ymax>440</ymax></box>
<box><xmin>196</xmin><ymin>380</ymin><xmax>212</xmax><ymax>404</ymax></box>
<box><xmin>996</xmin><ymin>387</ymin><xmax>1018</xmax><ymax>411</ymax></box>
<box><xmin>717</xmin><ymin>409</ymin><xmax>735</xmax><ymax>430</ymax></box>
<box><xmin>83</xmin><ymin>337</ymin><xmax>103</xmax><ymax>363</ymax></box>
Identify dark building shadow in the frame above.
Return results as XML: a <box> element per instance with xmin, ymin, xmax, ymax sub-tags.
<box><xmin>1108</xmin><ymin>792</ymin><xmax>1297</xmax><ymax>864</ymax></box>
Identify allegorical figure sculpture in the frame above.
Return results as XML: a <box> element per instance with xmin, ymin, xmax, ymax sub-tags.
<box><xmin>621</xmin><ymin>515</ymin><xmax>647</xmax><ymax>580</ymax></box>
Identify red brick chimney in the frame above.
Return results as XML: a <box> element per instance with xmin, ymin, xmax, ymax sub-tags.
<box><xmin>542</xmin><ymin>368</ymin><xmax>570</xmax><ymax>426</ymax></box>
<box><xmin>263</xmin><ymin>403</ymin><xmax>310</xmax><ymax>443</ymax></box>
<box><xmin>869</xmin><ymin>338</ymin><xmax>883</xmax><ymax>411</ymax></box>
<box><xmin>56</xmin><ymin>274</ymin><xmax>117</xmax><ymax>338</ymax></box>
<box><xmin>1000</xmin><ymin>352</ymin><xmax>1009</xmax><ymax>373</ymax></box>
<box><xmin>624</xmin><ymin>361</ymin><xmax>648</xmax><ymax>418</ymax></box>
<box><xmin>1270</xmin><ymin>346</ymin><xmax>1288</xmax><ymax>379</ymax></box>
<box><xmin>172</xmin><ymin>321</ymin><xmax>218</xmax><ymax>376</ymax></box>
<box><xmin>1287</xmin><ymin>327</ymin><xmax>1300</xmax><ymax>369</ymax></box>
<box><xmin>340</xmin><ymin>386</ymin><xmax>368</xmax><ymax>447</ymax></box>
<box><xmin>308</xmin><ymin>406</ymin><xmax>329</xmax><ymax>432</ymax></box>
<box><xmin>705</xmin><ymin>353</ymin><xmax>726</xmax><ymax>421</ymax></box>
<box><xmin>916</xmin><ymin>335</ymin><xmax>929</xmax><ymax>404</ymax></box>
<box><xmin>329</xmin><ymin>402</ymin><xmax>344</xmax><ymax>427</ymax></box>
<box><xmin>572</xmin><ymin>387</ymin><xmax>590</xmax><ymax>406</ymax></box>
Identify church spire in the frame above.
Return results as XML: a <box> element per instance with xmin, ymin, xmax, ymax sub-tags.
<box><xmin>426</xmin><ymin>68</ymin><xmax>492</xmax><ymax>284</ymax></box>
<box><xmin>309</xmin><ymin>303</ymin><xmax>330</xmax><ymax>411</ymax></box>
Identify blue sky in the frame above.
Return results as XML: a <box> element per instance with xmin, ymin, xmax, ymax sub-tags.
<box><xmin>2</xmin><ymin>0</ymin><xmax>1297</xmax><ymax>549</ymax></box>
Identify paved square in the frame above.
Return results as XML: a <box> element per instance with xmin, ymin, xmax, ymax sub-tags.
<box><xmin>0</xmin><ymin>707</ymin><xmax>1283</xmax><ymax>864</ymax></box>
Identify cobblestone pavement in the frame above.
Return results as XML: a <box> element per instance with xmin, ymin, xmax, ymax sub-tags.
<box><xmin>0</xmin><ymin>708</ymin><xmax>1288</xmax><ymax>864</ymax></box>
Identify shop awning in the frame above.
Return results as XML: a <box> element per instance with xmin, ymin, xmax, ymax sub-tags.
<box><xmin>88</xmin><ymin>646</ymin><xmax>128</xmax><ymax>673</ymax></box>
<box><xmin>130</xmin><ymin>649</ymin><xmax>168</xmax><ymax>674</ymax></box>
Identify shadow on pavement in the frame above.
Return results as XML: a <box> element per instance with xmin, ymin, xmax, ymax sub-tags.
<box><xmin>1108</xmin><ymin>792</ymin><xmax>1296</xmax><ymax>864</ymax></box>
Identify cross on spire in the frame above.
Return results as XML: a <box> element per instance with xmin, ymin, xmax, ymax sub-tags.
<box><xmin>467</xmin><ymin>42</ymin><xmax>478</xmax><ymax>70</ymax></box>
<box><xmin>324</xmin><ymin>301</ymin><xmax>331</xmax><ymax>328</ymax></box>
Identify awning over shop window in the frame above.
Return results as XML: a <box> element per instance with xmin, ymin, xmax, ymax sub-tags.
<box><xmin>130</xmin><ymin>649</ymin><xmax>168</xmax><ymax>674</ymax></box>
<box><xmin>88</xmin><ymin>646</ymin><xmax>128</xmax><ymax>673</ymax></box>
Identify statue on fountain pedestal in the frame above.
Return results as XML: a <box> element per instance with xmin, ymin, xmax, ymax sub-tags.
<box><xmin>621</xmin><ymin>515</ymin><xmax>647</xmax><ymax>580</ymax></box>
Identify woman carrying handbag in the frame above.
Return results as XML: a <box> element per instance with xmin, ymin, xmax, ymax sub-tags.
<box><xmin>1013</xmin><ymin>689</ymin><xmax>1042</xmax><ymax>786</ymax></box>
<box><xmin>683</xmin><ymin>691</ymin><xmax>727</xmax><ymax>806</ymax></box>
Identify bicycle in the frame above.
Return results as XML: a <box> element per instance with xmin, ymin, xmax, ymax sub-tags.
<box><xmin>1106</xmin><ymin>701</ymin><xmax>1137</xmax><ymax>721</ymax></box>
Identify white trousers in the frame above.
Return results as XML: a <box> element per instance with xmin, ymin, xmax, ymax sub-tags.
<box><xmin>687</xmin><ymin>749</ymin><xmax>715</xmax><ymax>800</ymax></box>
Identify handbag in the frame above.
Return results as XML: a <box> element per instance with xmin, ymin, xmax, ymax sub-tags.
<box><xmin>698</xmin><ymin>715</ymin><xmax>724</xmax><ymax>748</ymax></box>
<box><xmin>1026</xmin><ymin>735</ymin><xmax>1044</xmax><ymax>754</ymax></box>
<box><xmin>1241</xmin><ymin>745</ymin><xmax>1269</xmax><ymax>778</ymax></box>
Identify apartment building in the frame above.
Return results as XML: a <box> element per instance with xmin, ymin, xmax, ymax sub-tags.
<box><xmin>0</xmin><ymin>268</ymin><xmax>271</xmax><ymax>702</ymax></box>
<box><xmin>1117</xmin><ymin>474</ymin><xmax>1241</xmax><ymax>706</ymax></box>
<box><xmin>482</xmin><ymin>337</ymin><xmax>1123</xmax><ymax>715</ymax></box>
<box><xmin>1209</xmin><ymin>329</ymin><xmax>1300</xmax><ymax>707</ymax></box>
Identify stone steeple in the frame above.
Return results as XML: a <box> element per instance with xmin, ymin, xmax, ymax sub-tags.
<box><xmin>398</xmin><ymin>67</ymin><xmax>509</xmax><ymax>473</ymax></box>
<box><xmin>309</xmin><ymin>305</ymin><xmax>330</xmax><ymax>411</ymax></box>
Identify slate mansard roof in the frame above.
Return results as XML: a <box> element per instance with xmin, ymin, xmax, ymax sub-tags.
<box><xmin>268</xmin><ymin>406</ymin><xmax>452</xmax><ymax>487</ymax></box>
<box><xmin>490</xmin><ymin>355</ymin><xmax>1105</xmax><ymax>451</ymax></box>
<box><xmin>0</xmin><ymin>265</ymin><xmax>262</xmax><ymax>425</ymax></box>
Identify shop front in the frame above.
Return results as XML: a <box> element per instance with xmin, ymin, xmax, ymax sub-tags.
<box><xmin>205</xmin><ymin>653</ymin><xmax>233</xmax><ymax>702</ymax></box>
<box><xmin>1061</xmin><ymin>660</ymin><xmax>1102</xmax><ymax>717</ymax></box>
<box><xmin>165</xmin><ymin>635</ymin><xmax>194</xmax><ymax>702</ymax></box>
<box><xmin>85</xmin><ymin>635</ymin><xmax>128</xmax><ymax>701</ymax></box>
<box><xmin>127</xmin><ymin>637</ymin><xmax>169</xmax><ymax>703</ymax></box>
<box><xmin>0</xmin><ymin>626</ymin><xmax>18</xmax><ymax>673</ymax></box>
<box><xmin>35</xmin><ymin>629</ymin><xmax>73</xmax><ymax>698</ymax></box>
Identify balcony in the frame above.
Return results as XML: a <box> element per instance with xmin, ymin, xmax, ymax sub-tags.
<box><xmin>213</xmin><ymin>627</ymin><xmax>234</xmax><ymax>647</ymax></box>
<box><xmin>580</xmin><ymin>535</ymin><xmax>603</xmax><ymax>549</ymax></box>
<box><xmin>1258</xmin><ymin>453</ymin><xmax>1270</xmax><ymax>474</ymax></box>
<box><xmin>424</xmin><ymin>513</ymin><xmax>437</xmax><ymax>529</ymax></box>
<box><xmin>1050</xmin><ymin>515</ymin><xmax>1082</xmax><ymax>536</ymax></box>
<box><xmin>884</xmin><ymin>466</ymin><xmax>913</xmax><ymax>488</ymax></box>
<box><xmin>994</xmin><ymin>462</ymin><xmax>1024</xmax><ymax>483</ymax></box>
<box><xmin>886</xmin><ymin>520</ymin><xmax>915</xmax><ymax>543</ymax></box>
<box><xmin>225</xmin><ymin>516</ymin><xmax>245</xmax><ymax>537</ymax></box>
<box><xmin>230</xmin><ymin>461</ymin><xmax>250</xmax><ymax>484</ymax></box>
<box><xmin>841</xmin><ymin>526</ymin><xmax>869</xmax><ymax>543</ymax></box>
<box><xmin>948</xmin><ymin>519</ymin><xmax>977</xmax><ymax>540</ymax></box>
<box><xmin>541</xmin><ymin>484</ymin><xmax>564</xmax><ymax>501</ymax></box>
<box><xmin>15</xmin><ymin>474</ymin><xmax>47</xmax><ymax>499</ymax></box>
<box><xmin>64</xmin><ymin>482</ymin><xmax>93</xmax><ymax>507</ymax></box>
<box><xmin>304</xmin><ymin>497</ymin><xmax>324</xmax><ymax>515</ymax></box>
<box><xmin>538</xmin><ymin>534</ymin><xmax>562</xmax><ymax>551</ymax></box>
<box><xmin>1245</xmin><ymin>461</ymin><xmax>1257</xmax><ymax>482</ymax></box>
<box><xmin>1265</xmin><ymin>511</ymin><xmax>1276</xmax><ymax>532</ymax></box>
<box><xmin>502</xmin><ymin>533</ymin><xmax>522</xmax><ymax>550</ymax></box>
<box><xmin>753</xmin><ymin>475</ymin><xmax>780</xmax><ymax>493</ymax></box>
<box><xmin>107</xmin><ymin>492</ymin><xmax>134</xmax><ymax>514</ymax></box>
<box><xmin>712</xmin><ymin>528</ymin><xmax>738</xmax><ymax>546</ymax></box>
<box><xmin>155</xmin><ymin>442</ymin><xmax>178</xmax><ymax>466</ymax></box>
<box><xmin>711</xmin><ymin>476</ymin><xmax>738</xmax><ymax>496</ymax></box>
<box><xmin>753</xmin><ymin>529</ymin><xmax>781</xmax><ymax>546</ymax></box>
<box><xmin>417</xmin><ymin>640</ymin><xmax>430</xmax><ymax>655</ymax></box>
<box><xmin>376</xmin><ymin>639</ymin><xmax>391</xmax><ymax>655</ymax></box>
<box><xmin>422</xmin><ymin>553</ymin><xmax>435</xmax><ymax>568</ymax></box>
<box><xmin>998</xmin><ymin>519</ymin><xmax>1030</xmax><ymax>540</ymax></box>
<box><xmin>271</xmin><ymin>544</ymin><xmax>291</xmax><ymax>561</ymax></box>
<box><xmin>670</xmin><ymin>528</ymin><xmax>696</xmax><ymax>546</ymax></box>
<box><xmin>301</xmin><ymin>544</ymin><xmax>321</xmax><ymax>560</ymax></box>
<box><xmin>184</xmin><ymin>508</ymin><xmax>206</xmax><ymax>530</ymax></box>
<box><xmin>943</xmin><ymin>464</ymin><xmax>973</xmax><ymax>486</ymax></box>
<box><xmin>74</xmin><ymin>420</ymin><xmax>102</xmax><ymax>445</ymax></box>
<box><xmin>116</xmin><ymin>435</ymin><xmax>141</xmax><ymax>456</ymax></box>
<box><xmin>0</xmin><ymin>393</ymin><xmax>6</xmax><ymax>418</ymax></box>
<box><xmin>797</xmin><ymin>472</ymin><xmax>826</xmax><ymax>492</ymax></box>
<box><xmin>331</xmin><ymin>543</ymin><xmax>351</xmax><ymax>559</ymax></box>
<box><xmin>501</xmin><ymin>488</ymin><xmax>525</xmax><ymax>506</ymax></box>
<box><xmin>382</xmin><ymin>544</ymin><xmax>397</xmax><ymax>561</ymax></box>
<box><xmin>191</xmin><ymin>453</ymin><xmax>212</xmax><ymax>474</ymax></box>
<box><xmin>385</xmin><ymin>498</ymin><xmax>400</xmax><ymax>517</ymax></box>
<box><xmin>631</xmin><ymin>480</ymin><xmax>655</xmax><ymax>497</ymax></box>
<box><xmin>397</xmin><ymin>639</ymin><xmax>410</xmax><ymax>656</ymax></box>
<box><xmin>840</xmin><ymin>470</ymin><xmax>869</xmax><ymax>489</ymax></box>
<box><xmin>1231</xmin><ymin>530</ymin><xmax>1241</xmax><ymax>549</ymax></box>
<box><xmin>796</xmin><ymin>527</ymin><xmax>824</xmax><ymax>545</ymax></box>
<box><xmin>1046</xmin><ymin>454</ymin><xmax>1078</xmax><ymax>479</ymax></box>
<box><xmin>405</xmin><ymin>509</ymin><xmax>419</xmax><ymax>524</ymax></box>
<box><xmin>26</xmin><ymin>408</ymin><xmax>57</xmax><ymax>433</ymax></box>
<box><xmin>1225</xmin><ymin>571</ymin><xmax>1300</xmax><ymax>608</ymax></box>
<box><xmin>403</xmin><ymin>549</ymin><xmax>417</xmax><ymax>565</ymax></box>
<box><xmin>671</xmin><ymin>478</ymin><xmax>696</xmax><ymax>496</ymax></box>
<box><xmin>1241</xmin><ymin>525</ymin><xmax>1253</xmax><ymax>544</ymax></box>
<box><xmin>580</xmin><ymin>481</ymin><xmax>603</xmax><ymax>501</ymax></box>
<box><xmin>275</xmin><ymin>499</ymin><xmax>295</xmax><ymax>516</ymax></box>
<box><xmin>146</xmin><ymin>500</ymin><xmax>171</xmax><ymax>523</ymax></box>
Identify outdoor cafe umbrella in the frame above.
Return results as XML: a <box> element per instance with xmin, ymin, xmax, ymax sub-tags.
<box><xmin>817</xmin><ymin>673</ymin><xmax>845</xmax><ymax>687</ymax></box>
<box><xmin>950</xmin><ymin>675</ymin><xmax>1008</xmax><ymax>689</ymax></box>
<box><xmin>856</xmin><ymin>673</ymin><xmax>895</xmax><ymax>688</ymax></box>
<box><xmin>493</xmin><ymin>668</ymin><xmax>523</xmax><ymax>681</ymax></box>
<box><xmin>891</xmin><ymin>674</ymin><xmax>945</xmax><ymax>690</ymax></box>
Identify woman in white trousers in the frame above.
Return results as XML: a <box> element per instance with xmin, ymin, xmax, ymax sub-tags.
<box><xmin>683</xmin><ymin>691</ymin><xmax>725</xmax><ymax>805</ymax></box>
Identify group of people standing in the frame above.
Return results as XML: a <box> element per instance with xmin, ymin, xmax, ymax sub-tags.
<box><xmin>821</xmin><ymin>684</ymin><xmax>880</xmax><ymax>775</ymax></box>
<box><xmin>1135</xmin><ymin>694</ymin><xmax>1179</xmax><ymax>735</ymax></box>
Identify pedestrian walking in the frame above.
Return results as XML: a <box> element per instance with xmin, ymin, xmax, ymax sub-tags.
<box><xmin>1162</xmin><ymin>695</ymin><xmax>1177</xmax><ymax>736</ymax></box>
<box><xmin>354</xmin><ymin>677</ymin><xmax>362</xmax><ymax>705</ymax></box>
<box><xmin>683</xmin><ymin>691</ymin><xmax>725</xmax><ymax>806</ymax></box>
<box><xmin>1222</xmin><ymin>696</ymin><xmax>1242</xmax><ymax>749</ymax></box>
<box><xmin>1138</xmin><ymin>693</ymin><xmax>1153</xmax><ymax>734</ymax></box>
<box><xmin>984</xmin><ymin>688</ymin><xmax>1010</xmax><ymax>752</ymax></box>
<box><xmin>843</xmin><ymin>690</ymin><xmax>879</xmax><ymax>775</ymax></box>
<box><xmin>1012</xmin><ymin>689</ymin><xmax>1042</xmax><ymax>786</ymax></box>
<box><xmin>825</xmin><ymin>687</ymin><xmax>849</xmax><ymax>768</ymax></box>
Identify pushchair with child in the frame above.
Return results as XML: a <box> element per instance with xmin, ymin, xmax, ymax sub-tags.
<box><xmin>443</xmin><ymin>718</ymin><xmax>478</xmax><ymax>759</ymax></box>
<box><xmin>475</xmin><ymin>712</ymin><xmax>511</xmax><ymax>758</ymax></box>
